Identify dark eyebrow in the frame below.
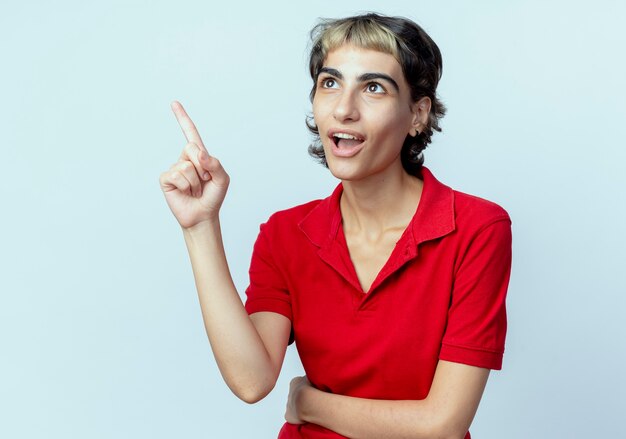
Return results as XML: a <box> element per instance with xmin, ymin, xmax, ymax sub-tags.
<box><xmin>318</xmin><ymin>67</ymin><xmax>400</xmax><ymax>92</ymax></box>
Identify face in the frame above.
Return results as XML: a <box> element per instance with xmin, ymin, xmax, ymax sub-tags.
<box><xmin>312</xmin><ymin>43</ymin><xmax>430</xmax><ymax>182</ymax></box>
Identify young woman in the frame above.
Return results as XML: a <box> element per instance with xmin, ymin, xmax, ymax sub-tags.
<box><xmin>160</xmin><ymin>13</ymin><xmax>512</xmax><ymax>439</ymax></box>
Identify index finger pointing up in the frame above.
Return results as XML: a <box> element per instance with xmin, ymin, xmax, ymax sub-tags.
<box><xmin>171</xmin><ymin>101</ymin><xmax>205</xmax><ymax>149</ymax></box>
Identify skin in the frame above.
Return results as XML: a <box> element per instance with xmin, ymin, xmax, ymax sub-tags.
<box><xmin>312</xmin><ymin>44</ymin><xmax>429</xmax><ymax>293</ymax></box>
<box><xmin>285</xmin><ymin>360</ymin><xmax>489</xmax><ymax>439</ymax></box>
<box><xmin>159</xmin><ymin>43</ymin><xmax>491</xmax><ymax>438</ymax></box>
<box><xmin>280</xmin><ymin>44</ymin><xmax>491</xmax><ymax>438</ymax></box>
<box><xmin>160</xmin><ymin>102</ymin><xmax>291</xmax><ymax>403</ymax></box>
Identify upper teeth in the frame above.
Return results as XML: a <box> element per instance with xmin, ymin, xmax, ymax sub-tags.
<box><xmin>334</xmin><ymin>133</ymin><xmax>361</xmax><ymax>140</ymax></box>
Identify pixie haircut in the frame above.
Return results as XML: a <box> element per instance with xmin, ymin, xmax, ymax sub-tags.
<box><xmin>306</xmin><ymin>13</ymin><xmax>446</xmax><ymax>175</ymax></box>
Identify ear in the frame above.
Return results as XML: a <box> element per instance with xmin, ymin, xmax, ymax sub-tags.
<box><xmin>409</xmin><ymin>96</ymin><xmax>432</xmax><ymax>136</ymax></box>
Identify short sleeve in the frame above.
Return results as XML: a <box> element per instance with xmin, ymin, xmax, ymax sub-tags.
<box><xmin>440</xmin><ymin>217</ymin><xmax>513</xmax><ymax>370</ymax></box>
<box><xmin>244</xmin><ymin>221</ymin><xmax>293</xmax><ymax>339</ymax></box>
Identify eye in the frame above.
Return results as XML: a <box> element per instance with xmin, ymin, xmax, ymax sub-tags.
<box><xmin>366</xmin><ymin>82</ymin><xmax>385</xmax><ymax>94</ymax></box>
<box><xmin>319</xmin><ymin>77</ymin><xmax>338</xmax><ymax>89</ymax></box>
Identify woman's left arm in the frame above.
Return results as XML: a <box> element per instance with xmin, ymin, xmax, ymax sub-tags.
<box><xmin>286</xmin><ymin>360</ymin><xmax>490</xmax><ymax>439</ymax></box>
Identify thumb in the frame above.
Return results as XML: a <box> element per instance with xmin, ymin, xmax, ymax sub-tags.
<box><xmin>199</xmin><ymin>150</ymin><xmax>229</xmax><ymax>186</ymax></box>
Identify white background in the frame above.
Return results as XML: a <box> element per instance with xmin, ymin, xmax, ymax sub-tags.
<box><xmin>2</xmin><ymin>0</ymin><xmax>625</xmax><ymax>437</ymax></box>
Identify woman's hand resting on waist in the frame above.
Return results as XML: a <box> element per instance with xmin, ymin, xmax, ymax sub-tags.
<box><xmin>159</xmin><ymin>101</ymin><xmax>230</xmax><ymax>229</ymax></box>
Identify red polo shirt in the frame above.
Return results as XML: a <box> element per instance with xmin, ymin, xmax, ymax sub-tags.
<box><xmin>244</xmin><ymin>166</ymin><xmax>513</xmax><ymax>439</ymax></box>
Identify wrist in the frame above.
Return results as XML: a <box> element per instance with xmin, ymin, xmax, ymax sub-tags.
<box><xmin>182</xmin><ymin>218</ymin><xmax>220</xmax><ymax>236</ymax></box>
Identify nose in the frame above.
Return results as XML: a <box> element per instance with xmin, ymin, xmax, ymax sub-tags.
<box><xmin>333</xmin><ymin>88</ymin><xmax>360</xmax><ymax>122</ymax></box>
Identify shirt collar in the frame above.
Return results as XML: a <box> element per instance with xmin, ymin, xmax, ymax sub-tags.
<box><xmin>298</xmin><ymin>166</ymin><xmax>456</xmax><ymax>249</ymax></box>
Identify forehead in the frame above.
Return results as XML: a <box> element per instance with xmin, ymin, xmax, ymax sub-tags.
<box><xmin>323</xmin><ymin>44</ymin><xmax>403</xmax><ymax>77</ymax></box>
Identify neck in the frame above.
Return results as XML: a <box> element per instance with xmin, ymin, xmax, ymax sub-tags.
<box><xmin>340</xmin><ymin>163</ymin><xmax>424</xmax><ymax>238</ymax></box>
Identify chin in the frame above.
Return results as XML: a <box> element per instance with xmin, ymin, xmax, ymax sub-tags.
<box><xmin>326</xmin><ymin>161</ymin><xmax>367</xmax><ymax>182</ymax></box>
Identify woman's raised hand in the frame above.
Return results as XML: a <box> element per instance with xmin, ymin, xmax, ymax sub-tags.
<box><xmin>159</xmin><ymin>101</ymin><xmax>230</xmax><ymax>229</ymax></box>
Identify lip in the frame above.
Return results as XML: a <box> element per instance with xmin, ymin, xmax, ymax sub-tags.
<box><xmin>328</xmin><ymin>130</ymin><xmax>365</xmax><ymax>158</ymax></box>
<box><xmin>327</xmin><ymin>128</ymin><xmax>366</xmax><ymax>140</ymax></box>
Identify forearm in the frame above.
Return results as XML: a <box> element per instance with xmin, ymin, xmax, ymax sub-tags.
<box><xmin>298</xmin><ymin>387</ymin><xmax>458</xmax><ymax>439</ymax></box>
<box><xmin>183</xmin><ymin>220</ymin><xmax>276</xmax><ymax>402</ymax></box>
<box><xmin>293</xmin><ymin>360</ymin><xmax>489</xmax><ymax>439</ymax></box>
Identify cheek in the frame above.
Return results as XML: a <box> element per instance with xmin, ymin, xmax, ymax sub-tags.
<box><xmin>312</xmin><ymin>107</ymin><xmax>320</xmax><ymax>125</ymax></box>
<box><xmin>375</xmin><ymin>112</ymin><xmax>409</xmax><ymax>139</ymax></box>
<box><xmin>370</xmin><ymin>122</ymin><xmax>410</xmax><ymax>155</ymax></box>
<box><xmin>312</xmin><ymin>110</ymin><xmax>323</xmax><ymax>132</ymax></box>
<box><xmin>312</xmin><ymin>98</ymin><xmax>328</xmax><ymax>123</ymax></box>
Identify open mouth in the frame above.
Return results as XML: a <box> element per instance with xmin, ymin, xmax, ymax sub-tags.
<box><xmin>329</xmin><ymin>133</ymin><xmax>366</xmax><ymax>157</ymax></box>
<box><xmin>331</xmin><ymin>134</ymin><xmax>365</xmax><ymax>149</ymax></box>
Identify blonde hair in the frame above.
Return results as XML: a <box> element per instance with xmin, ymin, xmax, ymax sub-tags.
<box><xmin>315</xmin><ymin>17</ymin><xmax>403</xmax><ymax>61</ymax></box>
